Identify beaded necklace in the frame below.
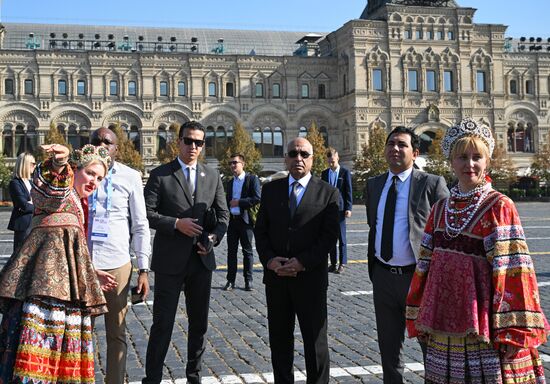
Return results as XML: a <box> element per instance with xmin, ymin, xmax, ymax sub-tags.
<box><xmin>444</xmin><ymin>181</ymin><xmax>490</xmax><ymax>239</ymax></box>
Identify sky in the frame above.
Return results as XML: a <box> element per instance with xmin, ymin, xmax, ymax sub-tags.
<box><xmin>0</xmin><ymin>0</ymin><xmax>547</xmax><ymax>38</ymax></box>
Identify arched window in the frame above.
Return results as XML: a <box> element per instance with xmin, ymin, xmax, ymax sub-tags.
<box><xmin>419</xmin><ymin>131</ymin><xmax>436</xmax><ymax>154</ymax></box>
<box><xmin>507</xmin><ymin>122</ymin><xmax>535</xmax><ymax>153</ymax></box>
<box><xmin>110</xmin><ymin>80</ymin><xmax>118</xmax><ymax>96</ymax></box>
<box><xmin>205</xmin><ymin>126</ymin><xmax>215</xmax><ymax>157</ymax></box>
<box><xmin>253</xmin><ymin>127</ymin><xmax>282</xmax><ymax>157</ymax></box>
<box><xmin>157</xmin><ymin>125</ymin><xmax>171</xmax><ymax>152</ymax></box>
<box><xmin>160</xmin><ymin>81</ymin><xmax>168</xmax><ymax>96</ymax></box>
<box><xmin>255</xmin><ymin>83</ymin><xmax>264</xmax><ymax>98</ymax></box>
<box><xmin>301</xmin><ymin>84</ymin><xmax>309</xmax><ymax>98</ymax></box>
<box><xmin>510</xmin><ymin>79</ymin><xmax>517</xmax><ymax>94</ymax></box>
<box><xmin>24</xmin><ymin>79</ymin><xmax>34</xmax><ymax>95</ymax></box>
<box><xmin>319</xmin><ymin>126</ymin><xmax>329</xmax><ymax>146</ymax></box>
<box><xmin>3</xmin><ymin>124</ymin><xmax>38</xmax><ymax>156</ymax></box>
<box><xmin>526</xmin><ymin>80</ymin><xmax>534</xmax><ymax>95</ymax></box>
<box><xmin>272</xmin><ymin>83</ymin><xmax>281</xmax><ymax>98</ymax></box>
<box><xmin>58</xmin><ymin>80</ymin><xmax>67</xmax><ymax>95</ymax></box>
<box><xmin>4</xmin><ymin>79</ymin><xmax>14</xmax><ymax>95</ymax></box>
<box><xmin>298</xmin><ymin>126</ymin><xmax>307</xmax><ymax>138</ymax></box>
<box><xmin>77</xmin><ymin>80</ymin><xmax>86</xmax><ymax>95</ymax></box>
<box><xmin>67</xmin><ymin>125</ymin><xmax>80</xmax><ymax>149</ymax></box>
<box><xmin>178</xmin><ymin>81</ymin><xmax>186</xmax><ymax>96</ymax></box>
<box><xmin>274</xmin><ymin>128</ymin><xmax>283</xmax><ymax>156</ymax></box>
<box><xmin>318</xmin><ymin>84</ymin><xmax>326</xmax><ymax>99</ymax></box>
<box><xmin>215</xmin><ymin>126</ymin><xmax>226</xmax><ymax>157</ymax></box>
<box><xmin>208</xmin><ymin>82</ymin><xmax>216</xmax><ymax>97</ymax></box>
<box><xmin>130</xmin><ymin>126</ymin><xmax>140</xmax><ymax>152</ymax></box>
<box><xmin>225</xmin><ymin>82</ymin><xmax>234</xmax><ymax>97</ymax></box>
<box><xmin>128</xmin><ymin>81</ymin><xmax>137</xmax><ymax>96</ymax></box>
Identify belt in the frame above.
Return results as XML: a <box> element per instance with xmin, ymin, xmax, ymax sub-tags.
<box><xmin>230</xmin><ymin>214</ymin><xmax>242</xmax><ymax>220</ymax></box>
<box><xmin>374</xmin><ymin>258</ymin><xmax>416</xmax><ymax>275</ymax></box>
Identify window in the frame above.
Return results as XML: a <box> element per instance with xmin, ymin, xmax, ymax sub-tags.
<box><xmin>159</xmin><ymin>81</ymin><xmax>168</xmax><ymax>96</ymax></box>
<box><xmin>436</xmin><ymin>31</ymin><xmax>444</xmax><ymax>40</ymax></box>
<box><xmin>253</xmin><ymin>127</ymin><xmax>284</xmax><ymax>157</ymax></box>
<box><xmin>373</xmin><ymin>69</ymin><xmax>383</xmax><ymax>91</ymax></box>
<box><xmin>109</xmin><ymin>80</ymin><xmax>118</xmax><ymax>96</ymax></box>
<box><xmin>526</xmin><ymin>80</ymin><xmax>534</xmax><ymax>95</ymax></box>
<box><xmin>58</xmin><ymin>80</ymin><xmax>67</xmax><ymax>95</ymax></box>
<box><xmin>128</xmin><ymin>81</ymin><xmax>137</xmax><ymax>96</ymax></box>
<box><xmin>510</xmin><ymin>79</ymin><xmax>517</xmax><ymax>94</ymax></box>
<box><xmin>476</xmin><ymin>71</ymin><xmax>487</xmax><ymax>93</ymax></box>
<box><xmin>447</xmin><ymin>31</ymin><xmax>454</xmax><ymax>40</ymax></box>
<box><xmin>77</xmin><ymin>80</ymin><xmax>86</xmax><ymax>95</ymax></box>
<box><xmin>4</xmin><ymin>79</ymin><xmax>14</xmax><ymax>95</ymax></box>
<box><xmin>426</xmin><ymin>70</ymin><xmax>437</xmax><ymax>92</ymax></box>
<box><xmin>3</xmin><ymin>124</ymin><xmax>38</xmax><ymax>157</ymax></box>
<box><xmin>272</xmin><ymin>83</ymin><xmax>281</xmax><ymax>98</ymax></box>
<box><xmin>255</xmin><ymin>83</ymin><xmax>264</xmax><ymax>97</ymax></box>
<box><xmin>444</xmin><ymin>70</ymin><xmax>454</xmax><ymax>92</ymax></box>
<box><xmin>24</xmin><ymin>79</ymin><xmax>33</xmax><ymax>95</ymax></box>
<box><xmin>301</xmin><ymin>84</ymin><xmax>309</xmax><ymax>98</ymax></box>
<box><xmin>415</xmin><ymin>30</ymin><xmax>423</xmax><ymax>39</ymax></box>
<box><xmin>178</xmin><ymin>81</ymin><xmax>186</xmax><ymax>96</ymax></box>
<box><xmin>426</xmin><ymin>30</ymin><xmax>433</xmax><ymax>40</ymax></box>
<box><xmin>408</xmin><ymin>70</ymin><xmax>419</xmax><ymax>92</ymax></box>
<box><xmin>225</xmin><ymin>82</ymin><xmax>233</xmax><ymax>97</ymax></box>
<box><xmin>404</xmin><ymin>29</ymin><xmax>412</xmax><ymax>39</ymax></box>
<box><xmin>208</xmin><ymin>82</ymin><xmax>216</xmax><ymax>96</ymax></box>
<box><xmin>318</xmin><ymin>84</ymin><xmax>326</xmax><ymax>99</ymax></box>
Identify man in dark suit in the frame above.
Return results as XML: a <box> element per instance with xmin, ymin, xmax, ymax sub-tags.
<box><xmin>364</xmin><ymin>126</ymin><xmax>449</xmax><ymax>383</ymax></box>
<box><xmin>321</xmin><ymin>147</ymin><xmax>352</xmax><ymax>274</ymax></box>
<box><xmin>255</xmin><ymin>137</ymin><xmax>339</xmax><ymax>384</ymax></box>
<box><xmin>223</xmin><ymin>153</ymin><xmax>261</xmax><ymax>292</ymax></box>
<box><xmin>142</xmin><ymin>121</ymin><xmax>229</xmax><ymax>384</ymax></box>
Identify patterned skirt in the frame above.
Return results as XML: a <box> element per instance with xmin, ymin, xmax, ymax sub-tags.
<box><xmin>0</xmin><ymin>297</ymin><xmax>95</xmax><ymax>384</ymax></box>
<box><xmin>425</xmin><ymin>334</ymin><xmax>546</xmax><ymax>384</ymax></box>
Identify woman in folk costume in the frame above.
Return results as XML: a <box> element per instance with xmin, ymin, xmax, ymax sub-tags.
<box><xmin>406</xmin><ymin>118</ymin><xmax>548</xmax><ymax>384</ymax></box>
<box><xmin>0</xmin><ymin>143</ymin><xmax>114</xmax><ymax>384</ymax></box>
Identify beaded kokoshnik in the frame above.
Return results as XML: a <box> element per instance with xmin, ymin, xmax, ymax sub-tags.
<box><xmin>441</xmin><ymin>118</ymin><xmax>495</xmax><ymax>240</ymax></box>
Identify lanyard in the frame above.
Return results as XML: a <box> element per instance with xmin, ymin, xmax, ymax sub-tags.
<box><xmin>91</xmin><ymin>168</ymin><xmax>113</xmax><ymax>213</ymax></box>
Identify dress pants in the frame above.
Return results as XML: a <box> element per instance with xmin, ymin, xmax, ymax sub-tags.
<box><xmin>372</xmin><ymin>262</ymin><xmax>415</xmax><ymax>384</ymax></box>
<box><xmin>226</xmin><ymin>216</ymin><xmax>254</xmax><ymax>284</ymax></box>
<box><xmin>143</xmin><ymin>251</ymin><xmax>212</xmax><ymax>384</ymax></box>
<box><xmin>329</xmin><ymin>212</ymin><xmax>347</xmax><ymax>266</ymax></box>
<box><xmin>265</xmin><ymin>278</ymin><xmax>329</xmax><ymax>384</ymax></box>
<box><xmin>101</xmin><ymin>261</ymin><xmax>133</xmax><ymax>384</ymax></box>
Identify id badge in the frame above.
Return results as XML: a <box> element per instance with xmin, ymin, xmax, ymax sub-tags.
<box><xmin>91</xmin><ymin>215</ymin><xmax>109</xmax><ymax>242</ymax></box>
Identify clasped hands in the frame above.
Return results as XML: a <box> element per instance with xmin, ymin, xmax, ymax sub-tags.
<box><xmin>175</xmin><ymin>217</ymin><xmax>216</xmax><ymax>255</ymax></box>
<box><xmin>267</xmin><ymin>256</ymin><xmax>304</xmax><ymax>277</ymax></box>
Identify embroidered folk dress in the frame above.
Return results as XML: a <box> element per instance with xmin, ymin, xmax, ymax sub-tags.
<box><xmin>0</xmin><ymin>160</ymin><xmax>107</xmax><ymax>384</ymax></box>
<box><xmin>406</xmin><ymin>187</ymin><xmax>548</xmax><ymax>384</ymax></box>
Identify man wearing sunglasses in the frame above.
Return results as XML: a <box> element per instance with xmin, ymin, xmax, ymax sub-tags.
<box><xmin>255</xmin><ymin>137</ymin><xmax>339</xmax><ymax>383</ymax></box>
<box><xmin>223</xmin><ymin>153</ymin><xmax>261</xmax><ymax>292</ymax></box>
<box><xmin>321</xmin><ymin>147</ymin><xmax>352</xmax><ymax>274</ymax></box>
<box><xmin>143</xmin><ymin>121</ymin><xmax>229</xmax><ymax>384</ymax></box>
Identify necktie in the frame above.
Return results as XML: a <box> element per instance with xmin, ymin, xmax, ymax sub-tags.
<box><xmin>381</xmin><ymin>176</ymin><xmax>398</xmax><ymax>262</ymax></box>
<box><xmin>186</xmin><ymin>166</ymin><xmax>195</xmax><ymax>195</ymax></box>
<box><xmin>289</xmin><ymin>181</ymin><xmax>299</xmax><ymax>219</ymax></box>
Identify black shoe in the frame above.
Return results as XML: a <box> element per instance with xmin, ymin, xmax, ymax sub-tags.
<box><xmin>328</xmin><ymin>264</ymin><xmax>337</xmax><ymax>273</ymax></box>
<box><xmin>245</xmin><ymin>282</ymin><xmax>253</xmax><ymax>291</ymax></box>
<box><xmin>223</xmin><ymin>282</ymin><xmax>235</xmax><ymax>291</ymax></box>
<box><xmin>336</xmin><ymin>264</ymin><xmax>345</xmax><ymax>274</ymax></box>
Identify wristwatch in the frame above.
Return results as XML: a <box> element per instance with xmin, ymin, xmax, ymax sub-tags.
<box><xmin>138</xmin><ymin>269</ymin><xmax>149</xmax><ymax>274</ymax></box>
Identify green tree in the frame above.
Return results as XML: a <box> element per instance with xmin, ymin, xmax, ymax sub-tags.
<box><xmin>35</xmin><ymin>121</ymin><xmax>70</xmax><ymax>161</ymax></box>
<box><xmin>424</xmin><ymin>130</ymin><xmax>452</xmax><ymax>183</ymax></box>
<box><xmin>353</xmin><ymin>124</ymin><xmax>387</xmax><ymax>193</ymax></box>
<box><xmin>217</xmin><ymin>121</ymin><xmax>262</xmax><ymax>178</ymax></box>
<box><xmin>530</xmin><ymin>133</ymin><xmax>550</xmax><ymax>187</ymax></box>
<box><xmin>0</xmin><ymin>155</ymin><xmax>12</xmax><ymax>190</ymax></box>
<box><xmin>490</xmin><ymin>144</ymin><xmax>517</xmax><ymax>192</ymax></box>
<box><xmin>306</xmin><ymin>120</ymin><xmax>328</xmax><ymax>176</ymax></box>
<box><xmin>110</xmin><ymin>123</ymin><xmax>144</xmax><ymax>172</ymax></box>
<box><xmin>157</xmin><ymin>123</ymin><xmax>180</xmax><ymax>164</ymax></box>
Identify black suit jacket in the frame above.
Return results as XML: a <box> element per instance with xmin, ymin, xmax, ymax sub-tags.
<box><xmin>225</xmin><ymin>173</ymin><xmax>261</xmax><ymax>224</ymax></box>
<box><xmin>144</xmin><ymin>159</ymin><xmax>229</xmax><ymax>274</ymax></box>
<box><xmin>254</xmin><ymin>176</ymin><xmax>339</xmax><ymax>288</ymax></box>
<box><xmin>8</xmin><ymin>178</ymin><xmax>34</xmax><ymax>231</ymax></box>
<box><xmin>321</xmin><ymin>167</ymin><xmax>353</xmax><ymax>212</ymax></box>
<box><xmin>364</xmin><ymin>168</ymin><xmax>449</xmax><ymax>280</ymax></box>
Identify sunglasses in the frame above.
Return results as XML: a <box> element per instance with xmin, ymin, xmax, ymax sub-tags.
<box><xmin>287</xmin><ymin>150</ymin><xmax>312</xmax><ymax>159</ymax></box>
<box><xmin>228</xmin><ymin>160</ymin><xmax>242</xmax><ymax>165</ymax></box>
<box><xmin>182</xmin><ymin>137</ymin><xmax>205</xmax><ymax>147</ymax></box>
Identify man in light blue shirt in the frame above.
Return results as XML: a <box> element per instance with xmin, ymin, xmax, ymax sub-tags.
<box><xmin>89</xmin><ymin>127</ymin><xmax>151</xmax><ymax>384</ymax></box>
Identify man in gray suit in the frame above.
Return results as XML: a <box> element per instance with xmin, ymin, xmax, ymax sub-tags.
<box><xmin>364</xmin><ymin>126</ymin><xmax>449</xmax><ymax>384</ymax></box>
<box><xmin>142</xmin><ymin>121</ymin><xmax>229</xmax><ymax>384</ymax></box>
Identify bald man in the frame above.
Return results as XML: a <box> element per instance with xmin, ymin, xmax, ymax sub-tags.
<box><xmin>254</xmin><ymin>138</ymin><xmax>339</xmax><ymax>384</ymax></box>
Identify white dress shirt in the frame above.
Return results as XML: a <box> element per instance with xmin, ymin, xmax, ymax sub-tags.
<box><xmin>88</xmin><ymin>161</ymin><xmax>151</xmax><ymax>270</ymax></box>
<box><xmin>374</xmin><ymin>167</ymin><xmax>415</xmax><ymax>266</ymax></box>
<box><xmin>288</xmin><ymin>173</ymin><xmax>312</xmax><ymax>206</ymax></box>
<box><xmin>177</xmin><ymin>157</ymin><xmax>196</xmax><ymax>195</ymax></box>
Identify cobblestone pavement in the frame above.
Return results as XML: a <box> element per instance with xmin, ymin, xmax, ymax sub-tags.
<box><xmin>1</xmin><ymin>202</ymin><xmax>550</xmax><ymax>383</ymax></box>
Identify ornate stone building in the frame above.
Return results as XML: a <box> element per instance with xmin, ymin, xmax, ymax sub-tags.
<box><xmin>0</xmin><ymin>0</ymin><xmax>548</xmax><ymax>175</ymax></box>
